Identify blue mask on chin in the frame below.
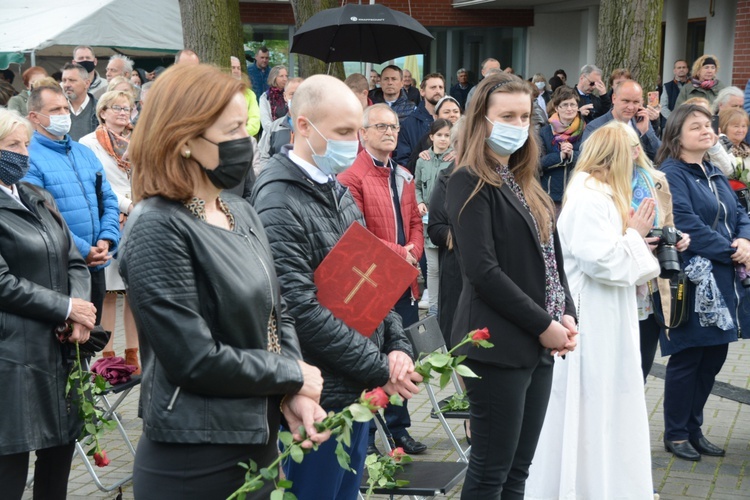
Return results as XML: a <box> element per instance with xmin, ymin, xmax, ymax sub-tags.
<box><xmin>306</xmin><ymin>120</ymin><xmax>359</xmax><ymax>176</ymax></box>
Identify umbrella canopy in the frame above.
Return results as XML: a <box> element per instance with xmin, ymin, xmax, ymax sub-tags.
<box><xmin>291</xmin><ymin>4</ymin><xmax>433</xmax><ymax>64</ymax></box>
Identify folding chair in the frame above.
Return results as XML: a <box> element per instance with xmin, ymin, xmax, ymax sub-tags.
<box><xmin>74</xmin><ymin>370</ymin><xmax>141</xmax><ymax>492</ymax></box>
<box><xmin>404</xmin><ymin>315</ymin><xmax>471</xmax><ymax>463</ymax></box>
<box><xmin>359</xmin><ymin>412</ymin><xmax>466</xmax><ymax>500</ymax></box>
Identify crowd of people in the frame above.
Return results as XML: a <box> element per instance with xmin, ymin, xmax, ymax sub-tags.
<box><xmin>2</xmin><ymin>43</ymin><xmax>750</xmax><ymax>500</ymax></box>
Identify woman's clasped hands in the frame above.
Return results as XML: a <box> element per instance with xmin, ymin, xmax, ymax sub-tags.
<box><xmin>539</xmin><ymin>315</ymin><xmax>578</xmax><ymax>357</ymax></box>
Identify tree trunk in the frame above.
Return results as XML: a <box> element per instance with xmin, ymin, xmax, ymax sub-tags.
<box><xmin>289</xmin><ymin>0</ymin><xmax>345</xmax><ymax>79</ymax></box>
<box><xmin>179</xmin><ymin>0</ymin><xmax>245</xmax><ymax>72</ymax></box>
<box><xmin>596</xmin><ymin>0</ymin><xmax>663</xmax><ymax>94</ymax></box>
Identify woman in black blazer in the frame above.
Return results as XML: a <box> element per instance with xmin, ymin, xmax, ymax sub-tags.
<box><xmin>445</xmin><ymin>72</ymin><xmax>578</xmax><ymax>498</ymax></box>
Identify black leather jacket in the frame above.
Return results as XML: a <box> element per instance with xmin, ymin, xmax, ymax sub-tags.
<box><xmin>251</xmin><ymin>153</ymin><xmax>413</xmax><ymax>410</ymax></box>
<box><xmin>0</xmin><ymin>183</ymin><xmax>90</xmax><ymax>455</ymax></box>
<box><xmin>120</xmin><ymin>194</ymin><xmax>304</xmax><ymax>445</ymax></box>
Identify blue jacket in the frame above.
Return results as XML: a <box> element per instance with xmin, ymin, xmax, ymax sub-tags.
<box><xmin>395</xmin><ymin>102</ymin><xmax>433</xmax><ymax>166</ymax></box>
<box><xmin>369</xmin><ymin>88</ymin><xmax>416</xmax><ymax>120</ymax></box>
<box><xmin>582</xmin><ymin>110</ymin><xmax>661</xmax><ymax>161</ymax></box>
<box><xmin>25</xmin><ymin>132</ymin><xmax>120</xmax><ymax>269</ymax></box>
<box><xmin>660</xmin><ymin>157</ymin><xmax>750</xmax><ymax>355</ymax></box>
<box><xmin>538</xmin><ymin>124</ymin><xmax>581</xmax><ymax>202</ymax></box>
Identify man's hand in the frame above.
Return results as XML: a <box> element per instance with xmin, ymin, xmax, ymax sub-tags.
<box><xmin>593</xmin><ymin>80</ymin><xmax>607</xmax><ymax>96</ymax></box>
<box><xmin>296</xmin><ymin>360</ymin><xmax>324</xmax><ymax>403</ymax></box>
<box><xmin>85</xmin><ymin>246</ymin><xmax>109</xmax><ymax>267</ymax></box>
<box><xmin>646</xmin><ymin>105</ymin><xmax>661</xmax><ymax>122</ymax></box>
<box><xmin>387</xmin><ymin>350</ymin><xmax>414</xmax><ymax>383</ymax></box>
<box><xmin>635</xmin><ymin>108</ymin><xmax>650</xmax><ymax>135</ymax></box>
<box><xmin>68</xmin><ymin>322</ymin><xmax>90</xmax><ymax>344</ymax></box>
<box><xmin>282</xmin><ymin>395</ymin><xmax>331</xmax><ymax>448</ymax></box>
<box><xmin>417</xmin><ymin>203</ymin><xmax>428</xmax><ymax>216</ymax></box>
<box><xmin>69</xmin><ymin>298</ymin><xmax>96</xmax><ymax>330</ymax></box>
<box><xmin>403</xmin><ymin>243</ymin><xmax>418</xmax><ymax>266</ymax></box>
<box><xmin>383</xmin><ymin>371</ymin><xmax>423</xmax><ymax>400</ymax></box>
<box><xmin>579</xmin><ymin>103</ymin><xmax>594</xmax><ymax>117</ymax></box>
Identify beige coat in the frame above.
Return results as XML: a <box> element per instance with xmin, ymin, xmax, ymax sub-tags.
<box><xmin>652</xmin><ymin>169</ymin><xmax>675</xmax><ymax>319</ymax></box>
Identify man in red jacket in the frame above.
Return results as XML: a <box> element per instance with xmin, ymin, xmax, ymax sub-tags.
<box><xmin>338</xmin><ymin>103</ymin><xmax>426</xmax><ymax>455</ymax></box>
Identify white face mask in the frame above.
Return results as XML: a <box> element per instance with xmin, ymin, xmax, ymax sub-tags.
<box><xmin>38</xmin><ymin>113</ymin><xmax>72</xmax><ymax>137</ymax></box>
<box><xmin>535</xmin><ymin>81</ymin><xmax>546</xmax><ymax>90</ymax></box>
<box><xmin>485</xmin><ymin>116</ymin><xmax>529</xmax><ymax>157</ymax></box>
<box><xmin>306</xmin><ymin>120</ymin><xmax>359</xmax><ymax>176</ymax></box>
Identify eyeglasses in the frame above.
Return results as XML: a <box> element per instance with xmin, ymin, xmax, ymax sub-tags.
<box><xmin>367</xmin><ymin>123</ymin><xmax>400</xmax><ymax>133</ymax></box>
<box><xmin>109</xmin><ymin>105</ymin><xmax>132</xmax><ymax>114</ymax></box>
<box><xmin>557</xmin><ymin>103</ymin><xmax>578</xmax><ymax>109</ymax></box>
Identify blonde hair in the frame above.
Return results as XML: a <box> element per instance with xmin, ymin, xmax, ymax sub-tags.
<box><xmin>692</xmin><ymin>55</ymin><xmax>719</xmax><ymax>80</ymax></box>
<box><xmin>95</xmin><ymin>90</ymin><xmax>135</xmax><ymax>125</ymax></box>
<box><xmin>107</xmin><ymin>76</ymin><xmax>134</xmax><ymax>93</ymax></box>
<box><xmin>683</xmin><ymin>96</ymin><xmax>711</xmax><ymax>110</ymax></box>
<box><xmin>566</xmin><ymin>121</ymin><xmax>635</xmax><ymax>233</ymax></box>
<box><xmin>719</xmin><ymin>107</ymin><xmax>750</xmax><ymax>134</ymax></box>
<box><xmin>454</xmin><ymin>72</ymin><xmax>554</xmax><ymax>242</ymax></box>
<box><xmin>129</xmin><ymin>64</ymin><xmax>245</xmax><ymax>202</ymax></box>
<box><xmin>0</xmin><ymin>109</ymin><xmax>33</xmax><ymax>142</ymax></box>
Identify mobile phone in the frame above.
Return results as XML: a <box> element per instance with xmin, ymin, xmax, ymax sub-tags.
<box><xmin>647</xmin><ymin>91</ymin><xmax>659</xmax><ymax>108</ymax></box>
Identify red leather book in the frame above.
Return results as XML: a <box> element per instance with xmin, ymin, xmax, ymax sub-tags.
<box><xmin>315</xmin><ymin>221</ymin><xmax>418</xmax><ymax>337</ymax></box>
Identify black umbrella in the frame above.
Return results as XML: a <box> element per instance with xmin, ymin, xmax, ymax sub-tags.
<box><xmin>290</xmin><ymin>4</ymin><xmax>433</xmax><ymax>64</ymax></box>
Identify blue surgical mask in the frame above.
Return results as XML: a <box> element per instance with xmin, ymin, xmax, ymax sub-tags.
<box><xmin>38</xmin><ymin>113</ymin><xmax>71</xmax><ymax>137</ymax></box>
<box><xmin>0</xmin><ymin>150</ymin><xmax>30</xmax><ymax>186</ymax></box>
<box><xmin>485</xmin><ymin>117</ymin><xmax>529</xmax><ymax>157</ymax></box>
<box><xmin>306</xmin><ymin>120</ymin><xmax>359</xmax><ymax>175</ymax></box>
<box><xmin>535</xmin><ymin>81</ymin><xmax>546</xmax><ymax>90</ymax></box>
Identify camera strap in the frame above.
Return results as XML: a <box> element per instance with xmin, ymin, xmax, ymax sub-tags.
<box><xmin>648</xmin><ymin>277</ymin><xmax>689</xmax><ymax>330</ymax></box>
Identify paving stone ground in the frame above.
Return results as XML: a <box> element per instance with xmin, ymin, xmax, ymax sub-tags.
<box><xmin>24</xmin><ymin>297</ymin><xmax>750</xmax><ymax>499</ymax></box>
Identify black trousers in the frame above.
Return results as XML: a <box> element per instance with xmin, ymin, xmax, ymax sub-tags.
<box><xmin>0</xmin><ymin>442</ymin><xmax>75</xmax><ymax>500</ymax></box>
<box><xmin>89</xmin><ymin>268</ymin><xmax>106</xmax><ymax>325</ymax></box>
<box><xmin>461</xmin><ymin>357</ymin><xmax>553</xmax><ymax>500</ymax></box>
<box><xmin>639</xmin><ymin>313</ymin><xmax>662</xmax><ymax>382</ymax></box>
<box><xmin>133</xmin><ymin>435</ymin><xmax>277</xmax><ymax>500</ymax></box>
<box><xmin>663</xmin><ymin>343</ymin><xmax>729</xmax><ymax>441</ymax></box>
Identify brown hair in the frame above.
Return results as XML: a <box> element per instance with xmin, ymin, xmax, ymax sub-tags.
<box><xmin>608</xmin><ymin>68</ymin><xmax>631</xmax><ymax>87</ymax></box>
<box><xmin>546</xmin><ymin>85</ymin><xmax>580</xmax><ymax>116</ymax></box>
<box><xmin>655</xmin><ymin>104</ymin><xmax>713</xmax><ymax>165</ymax></box>
<box><xmin>420</xmin><ymin>73</ymin><xmax>445</xmax><ymax>90</ymax></box>
<box><xmin>719</xmin><ymin>107</ymin><xmax>750</xmax><ymax>135</ymax></box>
<box><xmin>22</xmin><ymin>66</ymin><xmax>48</xmax><ymax>88</ymax></box>
<box><xmin>454</xmin><ymin>72</ymin><xmax>554</xmax><ymax>242</ymax></box>
<box><xmin>129</xmin><ymin>64</ymin><xmax>245</xmax><ymax>202</ymax></box>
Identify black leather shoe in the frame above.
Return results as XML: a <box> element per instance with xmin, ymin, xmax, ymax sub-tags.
<box><xmin>664</xmin><ymin>439</ymin><xmax>701</xmax><ymax>461</ymax></box>
<box><xmin>394</xmin><ymin>435</ymin><xmax>427</xmax><ymax>455</ymax></box>
<box><xmin>366</xmin><ymin>444</ymin><xmax>381</xmax><ymax>457</ymax></box>
<box><xmin>689</xmin><ymin>436</ymin><xmax>726</xmax><ymax>457</ymax></box>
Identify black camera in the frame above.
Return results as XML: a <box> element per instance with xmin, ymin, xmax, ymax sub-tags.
<box><xmin>647</xmin><ymin>226</ymin><xmax>683</xmax><ymax>278</ymax></box>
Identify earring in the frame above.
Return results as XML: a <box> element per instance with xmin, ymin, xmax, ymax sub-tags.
<box><xmin>183</xmin><ymin>150</ymin><xmax>191</xmax><ymax>159</ymax></box>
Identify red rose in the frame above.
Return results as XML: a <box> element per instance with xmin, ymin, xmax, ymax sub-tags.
<box><xmin>93</xmin><ymin>450</ymin><xmax>110</xmax><ymax>467</ymax></box>
<box><xmin>364</xmin><ymin>387</ymin><xmax>389</xmax><ymax>411</ymax></box>
<box><xmin>389</xmin><ymin>447</ymin><xmax>407</xmax><ymax>462</ymax></box>
<box><xmin>471</xmin><ymin>327</ymin><xmax>490</xmax><ymax>345</ymax></box>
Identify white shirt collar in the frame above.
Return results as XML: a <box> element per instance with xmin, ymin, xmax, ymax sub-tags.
<box><xmin>70</xmin><ymin>94</ymin><xmax>90</xmax><ymax>115</ymax></box>
<box><xmin>0</xmin><ymin>183</ymin><xmax>28</xmax><ymax>210</ymax></box>
<box><xmin>288</xmin><ymin>151</ymin><xmax>330</xmax><ymax>184</ymax></box>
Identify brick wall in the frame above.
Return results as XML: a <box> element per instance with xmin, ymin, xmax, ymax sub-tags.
<box><xmin>734</xmin><ymin>0</ymin><xmax>750</xmax><ymax>86</ymax></box>
<box><xmin>239</xmin><ymin>0</ymin><xmax>533</xmax><ymax>28</ymax></box>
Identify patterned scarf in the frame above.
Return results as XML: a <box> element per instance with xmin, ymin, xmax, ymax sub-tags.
<box><xmin>690</xmin><ymin>77</ymin><xmax>718</xmax><ymax>90</ymax></box>
<box><xmin>95</xmin><ymin>125</ymin><xmax>130</xmax><ymax>178</ymax></box>
<box><xmin>731</xmin><ymin>142</ymin><xmax>750</xmax><ymax>159</ymax></box>
<box><xmin>268</xmin><ymin>86</ymin><xmax>287</xmax><ymax>121</ymax></box>
<box><xmin>631</xmin><ymin>167</ymin><xmax>659</xmax><ymax>226</ymax></box>
<box><xmin>548</xmin><ymin>112</ymin><xmax>584</xmax><ymax>145</ymax></box>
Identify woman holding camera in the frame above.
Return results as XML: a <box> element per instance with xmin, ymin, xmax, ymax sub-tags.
<box><xmin>526</xmin><ymin>122</ymin><xmax>661</xmax><ymax>499</ymax></box>
<box><xmin>658</xmin><ymin>104</ymin><xmax>750</xmax><ymax>461</ymax></box>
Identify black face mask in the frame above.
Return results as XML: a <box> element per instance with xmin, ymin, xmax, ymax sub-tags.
<box><xmin>77</xmin><ymin>60</ymin><xmax>96</xmax><ymax>74</ymax></box>
<box><xmin>199</xmin><ymin>136</ymin><xmax>253</xmax><ymax>190</ymax></box>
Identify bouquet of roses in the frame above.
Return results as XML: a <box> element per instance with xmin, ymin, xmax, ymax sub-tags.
<box><xmin>227</xmin><ymin>328</ymin><xmax>492</xmax><ymax>500</ymax></box>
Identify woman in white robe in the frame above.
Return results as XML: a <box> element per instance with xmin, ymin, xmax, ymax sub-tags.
<box><xmin>526</xmin><ymin>121</ymin><xmax>661</xmax><ymax>500</ymax></box>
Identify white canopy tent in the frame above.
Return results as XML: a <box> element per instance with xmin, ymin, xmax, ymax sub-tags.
<box><xmin>0</xmin><ymin>0</ymin><xmax>184</xmax><ymax>68</ymax></box>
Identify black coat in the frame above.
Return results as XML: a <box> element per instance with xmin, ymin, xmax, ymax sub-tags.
<box><xmin>120</xmin><ymin>194</ymin><xmax>304</xmax><ymax>445</ymax></box>
<box><xmin>445</xmin><ymin>168</ymin><xmax>576</xmax><ymax>368</ymax></box>
<box><xmin>574</xmin><ymin>85</ymin><xmax>611</xmax><ymax>123</ymax></box>
<box><xmin>0</xmin><ymin>183</ymin><xmax>90</xmax><ymax>455</ymax></box>
<box><xmin>426</xmin><ymin>166</ymin><xmax>462</xmax><ymax>347</ymax></box>
<box><xmin>251</xmin><ymin>153</ymin><xmax>413</xmax><ymax>410</ymax></box>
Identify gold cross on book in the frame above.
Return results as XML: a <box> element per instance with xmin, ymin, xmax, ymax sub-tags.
<box><xmin>344</xmin><ymin>263</ymin><xmax>378</xmax><ymax>304</ymax></box>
